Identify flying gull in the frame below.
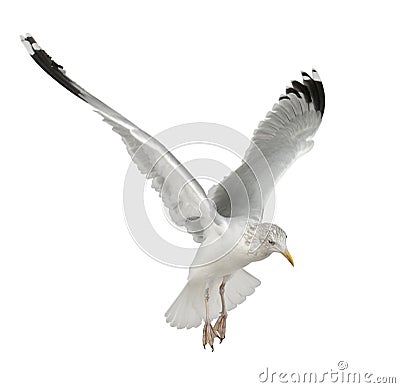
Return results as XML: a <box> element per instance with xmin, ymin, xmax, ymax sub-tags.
<box><xmin>21</xmin><ymin>34</ymin><xmax>325</xmax><ymax>351</ymax></box>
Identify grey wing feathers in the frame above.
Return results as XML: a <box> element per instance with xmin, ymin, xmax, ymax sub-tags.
<box><xmin>209</xmin><ymin>70</ymin><xmax>325</xmax><ymax>219</ymax></box>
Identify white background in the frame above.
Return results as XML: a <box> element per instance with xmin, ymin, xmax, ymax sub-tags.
<box><xmin>1</xmin><ymin>1</ymin><xmax>400</xmax><ymax>387</ymax></box>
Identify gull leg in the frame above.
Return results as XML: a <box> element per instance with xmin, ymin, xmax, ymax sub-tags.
<box><xmin>202</xmin><ymin>288</ymin><xmax>220</xmax><ymax>351</ymax></box>
<box><xmin>214</xmin><ymin>281</ymin><xmax>227</xmax><ymax>342</ymax></box>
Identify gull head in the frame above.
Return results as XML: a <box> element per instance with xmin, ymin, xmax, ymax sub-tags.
<box><xmin>250</xmin><ymin>223</ymin><xmax>294</xmax><ymax>266</ymax></box>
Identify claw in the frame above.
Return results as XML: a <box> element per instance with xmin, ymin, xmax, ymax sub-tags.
<box><xmin>213</xmin><ymin>313</ymin><xmax>227</xmax><ymax>341</ymax></box>
<box><xmin>202</xmin><ymin>320</ymin><xmax>219</xmax><ymax>351</ymax></box>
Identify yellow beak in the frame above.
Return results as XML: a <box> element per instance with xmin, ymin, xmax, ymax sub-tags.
<box><xmin>282</xmin><ymin>249</ymin><xmax>294</xmax><ymax>267</ymax></box>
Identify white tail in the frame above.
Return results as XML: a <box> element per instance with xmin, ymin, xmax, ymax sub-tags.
<box><xmin>165</xmin><ymin>269</ymin><xmax>261</xmax><ymax>329</ymax></box>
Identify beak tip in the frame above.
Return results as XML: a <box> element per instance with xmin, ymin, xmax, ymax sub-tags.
<box><xmin>283</xmin><ymin>250</ymin><xmax>294</xmax><ymax>267</ymax></box>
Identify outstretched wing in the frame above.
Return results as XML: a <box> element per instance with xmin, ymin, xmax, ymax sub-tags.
<box><xmin>21</xmin><ymin>34</ymin><xmax>221</xmax><ymax>242</ymax></box>
<box><xmin>208</xmin><ymin>70</ymin><xmax>325</xmax><ymax>220</ymax></box>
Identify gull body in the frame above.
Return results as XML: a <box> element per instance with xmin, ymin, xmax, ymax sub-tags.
<box><xmin>191</xmin><ymin>220</ymin><xmax>287</xmax><ymax>280</ymax></box>
<box><xmin>165</xmin><ymin>219</ymin><xmax>291</xmax><ymax>330</ymax></box>
<box><xmin>21</xmin><ymin>34</ymin><xmax>324</xmax><ymax>350</ymax></box>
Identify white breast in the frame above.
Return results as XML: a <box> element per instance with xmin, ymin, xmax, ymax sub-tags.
<box><xmin>188</xmin><ymin>218</ymin><xmax>267</xmax><ymax>281</ymax></box>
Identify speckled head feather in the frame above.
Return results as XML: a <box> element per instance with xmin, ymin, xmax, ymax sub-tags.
<box><xmin>248</xmin><ymin>223</ymin><xmax>287</xmax><ymax>254</ymax></box>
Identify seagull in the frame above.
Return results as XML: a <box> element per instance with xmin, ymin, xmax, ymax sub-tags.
<box><xmin>21</xmin><ymin>34</ymin><xmax>325</xmax><ymax>351</ymax></box>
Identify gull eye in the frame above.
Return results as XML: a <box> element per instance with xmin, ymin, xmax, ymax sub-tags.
<box><xmin>268</xmin><ymin>240</ymin><xmax>275</xmax><ymax>245</ymax></box>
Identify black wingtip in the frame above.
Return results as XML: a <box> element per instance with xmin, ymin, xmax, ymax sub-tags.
<box><xmin>311</xmin><ymin>69</ymin><xmax>322</xmax><ymax>82</ymax></box>
<box><xmin>279</xmin><ymin>95</ymin><xmax>290</xmax><ymax>101</ymax></box>
<box><xmin>312</xmin><ymin>69</ymin><xmax>325</xmax><ymax>116</ymax></box>
<box><xmin>285</xmin><ymin>87</ymin><xmax>301</xmax><ymax>99</ymax></box>
<box><xmin>288</xmin><ymin>70</ymin><xmax>325</xmax><ymax>117</ymax></box>
<box><xmin>20</xmin><ymin>34</ymin><xmax>84</xmax><ymax>100</ymax></box>
<box><xmin>291</xmin><ymin>80</ymin><xmax>312</xmax><ymax>104</ymax></box>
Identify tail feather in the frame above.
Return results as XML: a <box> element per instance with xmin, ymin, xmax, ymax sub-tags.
<box><xmin>165</xmin><ymin>280</ymin><xmax>204</xmax><ymax>329</ymax></box>
<box><xmin>165</xmin><ymin>269</ymin><xmax>261</xmax><ymax>329</ymax></box>
<box><xmin>224</xmin><ymin>269</ymin><xmax>261</xmax><ymax>310</ymax></box>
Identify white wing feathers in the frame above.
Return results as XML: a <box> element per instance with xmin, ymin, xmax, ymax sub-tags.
<box><xmin>208</xmin><ymin>70</ymin><xmax>325</xmax><ymax>220</ymax></box>
<box><xmin>21</xmin><ymin>34</ymin><xmax>218</xmax><ymax>242</ymax></box>
<box><xmin>248</xmin><ymin>71</ymin><xmax>325</xmax><ymax>183</ymax></box>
